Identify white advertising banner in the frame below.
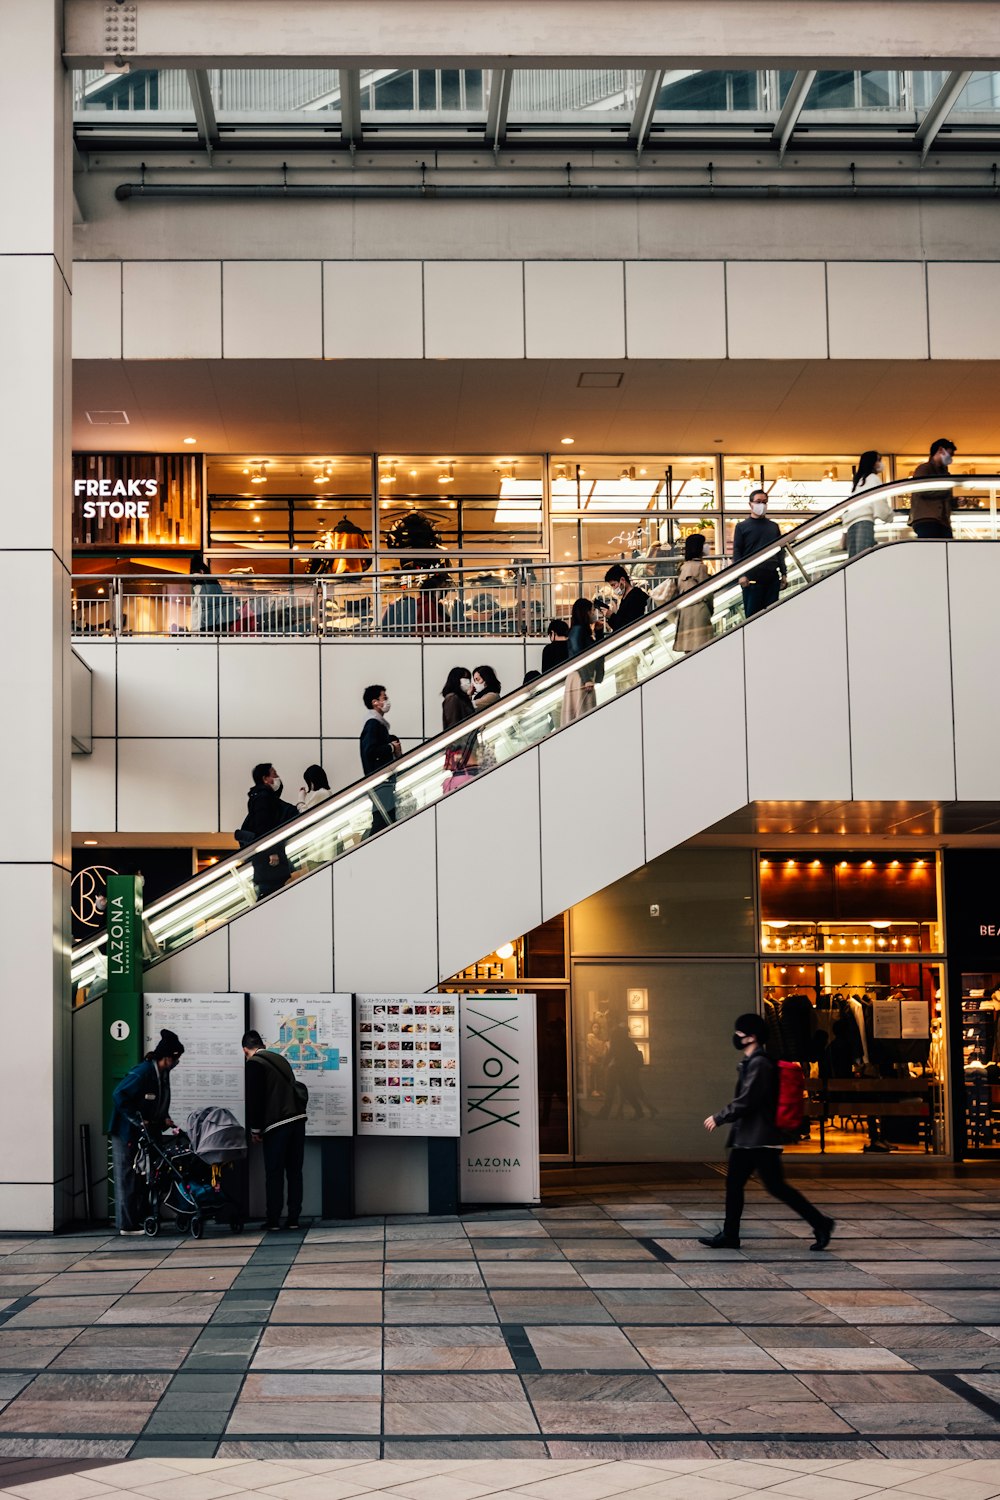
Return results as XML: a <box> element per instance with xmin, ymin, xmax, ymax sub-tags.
<box><xmin>144</xmin><ymin>993</ymin><xmax>247</xmax><ymax>1128</ymax></box>
<box><xmin>355</xmin><ymin>994</ymin><xmax>461</xmax><ymax>1137</ymax></box>
<box><xmin>248</xmin><ymin>993</ymin><xmax>354</xmax><ymax>1137</ymax></box>
<box><xmin>460</xmin><ymin>994</ymin><xmax>540</xmax><ymax>1204</ymax></box>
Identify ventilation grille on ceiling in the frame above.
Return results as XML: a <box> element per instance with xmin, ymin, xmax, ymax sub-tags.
<box><xmin>85</xmin><ymin>409</ymin><xmax>130</xmax><ymax>425</ymax></box>
<box><xmin>577</xmin><ymin>372</ymin><xmax>623</xmax><ymax>389</ymax></box>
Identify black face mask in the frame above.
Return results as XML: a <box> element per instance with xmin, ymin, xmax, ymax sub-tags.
<box><xmin>732</xmin><ymin>1033</ymin><xmax>748</xmax><ymax>1050</ymax></box>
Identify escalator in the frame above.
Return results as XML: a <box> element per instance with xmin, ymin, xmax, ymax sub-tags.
<box><xmin>71</xmin><ymin>475</ymin><xmax>999</xmax><ymax>999</ymax></box>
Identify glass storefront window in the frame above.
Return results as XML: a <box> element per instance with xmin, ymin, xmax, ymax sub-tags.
<box><xmin>960</xmin><ymin>973</ymin><xmax>1000</xmax><ymax>1150</ymax></box>
<box><xmin>723</xmin><ymin>457</ymin><xmax>857</xmax><ymax>516</ymax></box>
<box><xmin>377</xmin><ymin>455</ymin><xmax>544</xmax><ymax>558</ymax></box>
<box><xmin>760</xmin><ymin>852</ymin><xmax>945</xmax><ymax>1155</ymax></box>
<box><xmin>206</xmin><ymin>456</ymin><xmax>373</xmax><ymax>570</ymax></box>
<box><xmin>572</xmin><ymin>849</ymin><xmax>756</xmax><ymax>957</ymax></box>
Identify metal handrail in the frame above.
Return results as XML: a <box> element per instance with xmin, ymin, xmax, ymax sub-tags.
<box><xmin>70</xmin><ymin>475</ymin><xmax>999</xmax><ymax>994</ymax></box>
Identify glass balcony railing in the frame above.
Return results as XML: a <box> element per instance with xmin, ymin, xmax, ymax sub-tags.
<box><xmin>71</xmin><ymin>476</ymin><xmax>998</xmax><ymax>1000</ymax></box>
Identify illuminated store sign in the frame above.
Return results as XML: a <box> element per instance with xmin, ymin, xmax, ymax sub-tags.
<box><xmin>74</xmin><ymin>478</ymin><xmax>158</xmax><ymax>519</ymax></box>
<box><xmin>73</xmin><ymin>453</ymin><xmax>201</xmax><ymax>549</ymax></box>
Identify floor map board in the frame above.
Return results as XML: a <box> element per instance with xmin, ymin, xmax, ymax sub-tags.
<box><xmin>355</xmin><ymin>994</ymin><xmax>461</xmax><ymax>1137</ymax></box>
<box><xmin>143</xmin><ymin>993</ymin><xmax>247</xmax><ymax>1128</ymax></box>
<box><xmin>249</xmin><ymin>993</ymin><xmax>353</xmax><ymax>1136</ymax></box>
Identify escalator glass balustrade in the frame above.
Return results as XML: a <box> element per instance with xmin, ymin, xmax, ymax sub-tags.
<box><xmin>71</xmin><ymin>476</ymin><xmax>999</xmax><ymax>999</ymax></box>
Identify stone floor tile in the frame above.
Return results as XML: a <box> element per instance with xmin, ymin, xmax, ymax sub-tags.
<box><xmin>275</xmin><ymin>1268</ymin><xmax>385</xmax><ymax>1292</ymax></box>
<box><xmin>759</xmin><ymin>1475</ymin><xmax>893</xmax><ymax>1499</ymax></box>
<box><xmin>0</xmin><ymin>1476</ymin><xmax>120</xmax><ymax>1500</ymax></box>
<box><xmin>3</xmin><ymin>1302</ymin><xmax>121</xmax><ymax>1331</ymax></box>
<box><xmin>128</xmin><ymin>1476</ymin><xmax>250</xmax><ymax>1500</ymax></box>
<box><xmin>594</xmin><ymin>1291</ymin><xmax>727</xmax><ymax>1326</ymax></box>
<box><xmin>270</xmin><ymin>1291</ymin><xmax>382</xmax><ymax>1325</ymax></box>
<box><xmin>382</xmin><ymin>1327</ymin><xmax>511</xmax><ymax>1372</ymax></box>
<box><xmin>523</xmin><ymin>1326</ymin><xmax>648</xmax><ymax>1370</ymax></box>
<box><xmin>489</xmin><ymin>1294</ymin><xmax>609</xmax><ymax>1327</ymax></box>
<box><xmin>96</xmin><ymin>1295</ymin><xmax>223</xmax><ymax>1327</ymax></box>
<box><xmin>0</xmin><ymin>1402</ymin><xmax>157</xmax><ymax>1436</ymax></box>
<box><xmin>804</xmin><ymin>1292</ymin><xmax>954</xmax><ymax>1325</ymax></box>
<box><xmin>766</xmin><ymin>1349</ymin><xmax>915</xmax><ymax>1372</ymax></box>
<box><xmin>835</xmin><ymin>1404</ymin><xmax>1000</xmax><ymax>1436</ymax></box>
<box><xmin>889</xmin><ymin>1472</ymin><xmax>1000</xmax><ymax>1499</ymax></box>
<box><xmin>251</xmin><ymin>1328</ymin><xmax>382</xmax><ymax>1372</ymax></box>
<box><xmin>700</xmin><ymin>1292</ymin><xmax>845</xmax><ymax>1326</ymax></box>
<box><xmin>383</xmin><ymin>1293</ymin><xmax>497</xmax><ymax>1327</ymax></box>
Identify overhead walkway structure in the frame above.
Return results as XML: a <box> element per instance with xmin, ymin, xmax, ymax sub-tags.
<box><xmin>71</xmin><ymin>478</ymin><xmax>1000</xmax><ymax>1002</ymax></box>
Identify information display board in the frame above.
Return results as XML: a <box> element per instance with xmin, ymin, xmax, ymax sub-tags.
<box><xmin>459</xmin><ymin>994</ymin><xmax>540</xmax><ymax>1204</ymax></box>
<box><xmin>248</xmin><ymin>993</ymin><xmax>354</xmax><ymax>1137</ymax></box>
<box><xmin>144</xmin><ymin>993</ymin><xmax>247</xmax><ymax>1128</ymax></box>
<box><xmin>355</xmin><ymin>994</ymin><xmax>461</xmax><ymax>1136</ymax></box>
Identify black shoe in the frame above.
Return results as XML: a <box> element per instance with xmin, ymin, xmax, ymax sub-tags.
<box><xmin>284</xmin><ymin>1220</ymin><xmax>301</xmax><ymax>1231</ymax></box>
<box><xmin>698</xmin><ymin>1232</ymin><xmax>741</xmax><ymax>1249</ymax></box>
<box><xmin>810</xmin><ymin>1217</ymin><xmax>835</xmax><ymax>1252</ymax></box>
<box><xmin>863</xmin><ymin>1140</ymin><xmax>892</xmax><ymax>1153</ymax></box>
<box><xmin>259</xmin><ymin>1221</ymin><xmax>280</xmax><ymax>1232</ymax></box>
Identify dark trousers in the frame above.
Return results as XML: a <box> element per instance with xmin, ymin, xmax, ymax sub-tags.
<box><xmin>262</xmin><ymin>1118</ymin><xmax>306</xmax><ymax>1224</ymax></box>
<box><xmin>741</xmin><ymin>573</ymin><xmax>781</xmax><ymax>620</ymax></box>
<box><xmin>724</xmin><ymin>1147</ymin><xmax>824</xmax><ymax>1240</ymax></box>
<box><xmin>368</xmin><ymin>780</ymin><xmax>397</xmax><ymax>835</ymax></box>
<box><xmin>911</xmin><ymin>519</ymin><xmax>952</xmax><ymax>540</ymax></box>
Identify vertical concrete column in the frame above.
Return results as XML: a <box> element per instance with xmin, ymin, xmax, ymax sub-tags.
<box><xmin>0</xmin><ymin>1</ymin><xmax>73</xmax><ymax>1228</ymax></box>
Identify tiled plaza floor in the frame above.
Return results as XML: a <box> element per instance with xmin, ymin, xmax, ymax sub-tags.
<box><xmin>0</xmin><ymin>1169</ymin><xmax>998</xmax><ymax>1496</ymax></box>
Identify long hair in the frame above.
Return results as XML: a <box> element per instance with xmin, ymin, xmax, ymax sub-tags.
<box><xmin>570</xmin><ymin>597</ymin><xmax>593</xmax><ymax>630</ymax></box>
<box><xmin>852</xmin><ymin>451</ymin><xmax>881</xmax><ymax>490</ymax></box>
<box><xmin>303</xmin><ymin>764</ymin><xmax>330</xmax><ymax>793</ymax></box>
<box><xmin>442</xmin><ymin>666</ymin><xmax>471</xmax><ymax>698</ymax></box>
<box><xmin>473</xmin><ymin>665</ymin><xmax>501</xmax><ymax>696</ymax></box>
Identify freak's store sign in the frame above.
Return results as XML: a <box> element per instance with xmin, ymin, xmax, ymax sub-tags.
<box><xmin>74</xmin><ymin>476</ymin><xmax>157</xmax><ymax>520</ymax></box>
<box><xmin>459</xmin><ymin>994</ymin><xmax>539</xmax><ymax>1204</ymax></box>
<box><xmin>73</xmin><ymin>453</ymin><xmax>202</xmax><ymax>548</ymax></box>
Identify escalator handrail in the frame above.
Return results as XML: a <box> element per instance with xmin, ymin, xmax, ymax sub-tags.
<box><xmin>71</xmin><ymin>474</ymin><xmax>998</xmax><ymax>979</ymax></box>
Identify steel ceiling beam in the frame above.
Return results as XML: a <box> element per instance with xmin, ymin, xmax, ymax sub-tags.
<box><xmin>915</xmin><ymin>69</ymin><xmax>973</xmax><ymax>159</ymax></box>
<box><xmin>186</xmin><ymin>69</ymin><xmax>219</xmax><ymax>154</ymax></box>
<box><xmin>340</xmin><ymin>68</ymin><xmax>362</xmax><ymax>145</ymax></box>
<box><xmin>62</xmin><ymin>0</ymin><xmax>1000</xmax><ymax>70</ymax></box>
<box><xmin>485</xmin><ymin>68</ymin><xmax>513</xmax><ymax>148</ymax></box>
<box><xmin>773</xmin><ymin>68</ymin><xmax>816</xmax><ymax>158</ymax></box>
<box><xmin>628</xmin><ymin>68</ymin><xmax>664</xmax><ymax>151</ymax></box>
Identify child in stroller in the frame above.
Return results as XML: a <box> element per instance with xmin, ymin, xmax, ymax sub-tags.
<box><xmin>132</xmin><ymin>1106</ymin><xmax>247</xmax><ymax>1238</ymax></box>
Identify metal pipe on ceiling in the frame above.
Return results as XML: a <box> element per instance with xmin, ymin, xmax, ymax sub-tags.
<box><xmin>115</xmin><ymin>179</ymin><xmax>1000</xmax><ymax>201</ymax></box>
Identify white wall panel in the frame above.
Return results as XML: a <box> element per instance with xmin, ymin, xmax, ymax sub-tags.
<box><xmin>70</xmin><ymin>641</ymin><xmax>116</xmax><ymax>736</ymax></box>
<box><xmin>72</xmin><ymin>737</ymin><xmax>116</xmax><ymax>833</ymax></box>
<box><xmin>116</xmin><ymin>642</ymin><xmax>217</xmax><ymax>737</ymax></box>
<box><xmin>436</xmin><ymin>752</ymin><xmax>542</xmax><ymax>980</ymax></box>
<box><xmin>846</xmin><ymin>544</ymin><xmax>955</xmax><ymax>799</ymax></box>
<box><xmin>641</xmin><ymin>631</ymin><xmax>748</xmax><ymax>859</ymax></box>
<box><xmin>320</xmin><ymin>640</ymin><xmax>424</xmax><ymax>740</ymax></box>
<box><xmin>946</xmin><ymin>543</ymin><xmax>1000</xmax><ymax>800</ymax></box>
<box><xmin>230</xmin><ymin>867</ymin><xmax>334</xmax><ymax>992</ymax></box>
<box><xmin>118</xmin><ymin>738</ymin><xmax>219</xmax><ymax>833</ymax></box>
<box><xmin>745</xmin><ymin>577</ymin><xmax>851</xmax><ymax>800</ymax></box>
<box><xmin>148</xmin><ymin>925</ymin><xmax>230</xmax><ymax>995</ymax></box>
<box><xmin>726</xmin><ymin>261</ymin><xmax>828</xmax><ymax>359</ymax></box>
<box><xmin>827</xmin><ymin>262</ymin><xmax>928</xmax><ymax>360</ymax></box>
<box><xmin>122</xmin><ymin>262</ymin><xmax>222</xmax><ymax>359</ymax></box>
<box><xmin>0</xmin><ymin>553</ymin><xmax>62</xmax><ymax>860</ymax></box>
<box><xmin>539</xmin><ymin>692</ymin><xmax>644</xmax><ymax>921</ymax></box>
<box><xmin>928</xmin><ymin>262</ymin><xmax>1000</xmax><ymax>359</ymax></box>
<box><xmin>421</xmin><ymin>642</ymin><xmax>527</xmax><ymax>742</ymax></box>
<box><xmin>332</xmin><ymin>809</ymin><xmax>438</xmax><ymax>992</ymax></box>
<box><xmin>424</xmin><ymin>261</ymin><xmax>524</xmax><ymax>358</ymax></box>
<box><xmin>323</xmin><ymin>261</ymin><xmax>423</xmax><ymax>358</ymax></box>
<box><xmin>219</xmin><ymin>739</ymin><xmax>321</xmax><ymax>837</ymax></box>
<box><xmin>1</xmin><ymin>259</ymin><xmax>64</xmax><ymax>551</ymax></box>
<box><xmin>218</xmin><ymin>642</ymin><xmax>321</xmax><ymax>738</ymax></box>
<box><xmin>72</xmin><ymin>261</ymin><xmax>121</xmax><ymax>359</ymax></box>
<box><xmin>524</xmin><ymin>261</ymin><xmax>625</xmax><ymax>358</ymax></box>
<box><xmin>223</xmin><ymin>261</ymin><xmax>322</xmax><ymax>359</ymax></box>
<box><xmin>625</xmin><ymin>262</ymin><xmax>726</xmax><ymax>359</ymax></box>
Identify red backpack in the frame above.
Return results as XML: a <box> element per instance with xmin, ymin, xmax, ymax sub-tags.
<box><xmin>775</xmin><ymin>1059</ymin><xmax>806</xmax><ymax>1134</ymax></box>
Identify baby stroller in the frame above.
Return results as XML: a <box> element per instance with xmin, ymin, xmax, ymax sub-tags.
<box><xmin>134</xmin><ymin>1108</ymin><xmax>247</xmax><ymax>1238</ymax></box>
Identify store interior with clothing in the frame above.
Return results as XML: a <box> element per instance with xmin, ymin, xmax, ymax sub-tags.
<box><xmin>442</xmin><ymin>842</ymin><xmax>987</xmax><ymax>1168</ymax></box>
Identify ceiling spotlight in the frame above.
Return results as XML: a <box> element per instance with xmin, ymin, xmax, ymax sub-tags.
<box><xmin>560</xmin><ymin>436</ymin><xmax>575</xmax><ymax>445</ymax></box>
<box><xmin>83</xmin><ymin>839</ymin><xmax>98</xmax><ymax>846</ymax></box>
<box><xmin>182</xmin><ymin>436</ymin><xmax>197</xmax><ymax>445</ymax></box>
<box><xmin>619</xmin><ymin>465</ymin><xmax>636</xmax><ymax>482</ymax></box>
<box><xmin>495</xmin><ymin>942</ymin><xmax>515</xmax><ymax>960</ymax></box>
<box><xmin>498</xmin><ymin>461</ymin><xmax>516</xmax><ymax>481</ymax></box>
<box><xmin>382</xmin><ymin>464</ymin><xmax>398</xmax><ymax>485</ymax></box>
<box><xmin>247</xmin><ymin>463</ymin><xmax>268</xmax><ymax>485</ymax></box>
<box><xmin>313</xmin><ymin>464</ymin><xmax>333</xmax><ymax>485</ymax></box>
<box><xmin>438</xmin><ymin>463</ymin><xmax>455</xmax><ymax>485</ymax></box>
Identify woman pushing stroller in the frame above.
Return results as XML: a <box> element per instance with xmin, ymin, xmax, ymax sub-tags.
<box><xmin>108</xmin><ymin>1028</ymin><xmax>184</xmax><ymax>1235</ymax></box>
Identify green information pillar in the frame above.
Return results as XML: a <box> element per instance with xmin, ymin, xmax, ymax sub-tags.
<box><xmin>102</xmin><ymin>875</ymin><xmax>144</xmax><ymax>1217</ymax></box>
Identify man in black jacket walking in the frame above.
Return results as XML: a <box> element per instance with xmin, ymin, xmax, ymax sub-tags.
<box><xmin>243</xmin><ymin>1029</ymin><xmax>308</xmax><ymax>1231</ymax></box>
<box><xmin>240</xmin><ymin>763</ymin><xmax>299</xmax><ymax>899</ymax></box>
<box><xmin>699</xmin><ymin>1013</ymin><xmax>834</xmax><ymax>1252</ymax></box>
<box><xmin>360</xmin><ymin>684</ymin><xmax>401</xmax><ymax>834</ymax></box>
<box><xmin>732</xmin><ymin>490</ymin><xmax>787</xmax><ymax>620</ymax></box>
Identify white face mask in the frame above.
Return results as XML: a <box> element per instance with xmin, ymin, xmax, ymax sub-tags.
<box><xmin>460</xmin><ymin>677</ymin><xmax>472</xmax><ymax>694</ymax></box>
<box><xmin>750</xmin><ymin>502</ymin><xmax>766</xmax><ymax>517</ymax></box>
<box><xmin>382</xmin><ymin>698</ymin><xmax>391</xmax><ymax>712</ymax></box>
<box><xmin>472</xmin><ymin>680</ymin><xmax>483</xmax><ymax>694</ymax></box>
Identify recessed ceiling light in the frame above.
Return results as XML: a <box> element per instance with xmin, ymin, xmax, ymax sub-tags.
<box><xmin>560</xmin><ymin>436</ymin><xmax>575</xmax><ymax>445</ymax></box>
<box><xmin>182</xmin><ymin>436</ymin><xmax>197</xmax><ymax>444</ymax></box>
<box><xmin>83</xmin><ymin>839</ymin><xmax>98</xmax><ymax>846</ymax></box>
